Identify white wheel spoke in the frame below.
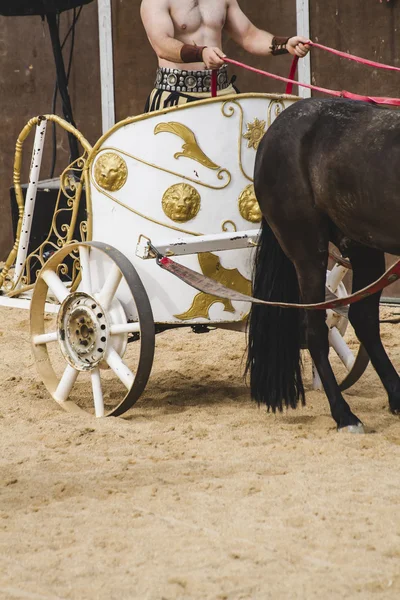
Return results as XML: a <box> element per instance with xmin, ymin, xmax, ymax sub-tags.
<box><xmin>79</xmin><ymin>245</ymin><xmax>92</xmax><ymax>294</ymax></box>
<box><xmin>327</xmin><ymin>264</ymin><xmax>348</xmax><ymax>294</ymax></box>
<box><xmin>329</xmin><ymin>327</ymin><xmax>355</xmax><ymax>371</ymax></box>
<box><xmin>41</xmin><ymin>269</ymin><xmax>70</xmax><ymax>304</ymax></box>
<box><xmin>33</xmin><ymin>331</ymin><xmax>58</xmax><ymax>346</ymax></box>
<box><xmin>110</xmin><ymin>323</ymin><xmax>140</xmax><ymax>335</ymax></box>
<box><xmin>91</xmin><ymin>368</ymin><xmax>105</xmax><ymax>417</ymax></box>
<box><xmin>98</xmin><ymin>264</ymin><xmax>122</xmax><ymax>310</ymax></box>
<box><xmin>106</xmin><ymin>347</ymin><xmax>135</xmax><ymax>390</ymax></box>
<box><xmin>54</xmin><ymin>365</ymin><xmax>79</xmax><ymax>403</ymax></box>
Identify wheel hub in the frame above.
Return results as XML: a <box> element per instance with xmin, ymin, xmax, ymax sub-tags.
<box><xmin>58</xmin><ymin>292</ymin><xmax>109</xmax><ymax>371</ymax></box>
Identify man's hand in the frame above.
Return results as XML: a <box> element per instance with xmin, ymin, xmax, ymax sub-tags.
<box><xmin>287</xmin><ymin>36</ymin><xmax>310</xmax><ymax>58</ymax></box>
<box><xmin>203</xmin><ymin>47</ymin><xmax>226</xmax><ymax>69</ymax></box>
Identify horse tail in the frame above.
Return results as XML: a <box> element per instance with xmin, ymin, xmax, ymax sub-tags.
<box><xmin>246</xmin><ymin>218</ymin><xmax>305</xmax><ymax>411</ymax></box>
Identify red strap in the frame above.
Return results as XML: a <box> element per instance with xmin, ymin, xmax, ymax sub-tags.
<box><xmin>286</xmin><ymin>56</ymin><xmax>299</xmax><ymax>95</ymax></box>
<box><xmin>211</xmin><ymin>70</ymin><xmax>218</xmax><ymax>97</ymax></box>
<box><xmin>224</xmin><ymin>57</ymin><xmax>400</xmax><ymax>107</ymax></box>
<box><xmin>309</xmin><ymin>41</ymin><xmax>400</xmax><ymax>73</ymax></box>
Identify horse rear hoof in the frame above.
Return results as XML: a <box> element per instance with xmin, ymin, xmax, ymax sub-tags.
<box><xmin>338</xmin><ymin>423</ymin><xmax>365</xmax><ymax>434</ymax></box>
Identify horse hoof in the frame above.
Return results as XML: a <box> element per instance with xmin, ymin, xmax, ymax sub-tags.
<box><xmin>338</xmin><ymin>423</ymin><xmax>365</xmax><ymax>434</ymax></box>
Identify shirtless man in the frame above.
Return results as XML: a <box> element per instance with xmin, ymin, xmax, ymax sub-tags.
<box><xmin>141</xmin><ymin>0</ymin><xmax>310</xmax><ymax>112</ymax></box>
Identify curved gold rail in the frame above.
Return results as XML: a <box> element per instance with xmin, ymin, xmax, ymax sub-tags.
<box><xmin>0</xmin><ymin>115</ymin><xmax>92</xmax><ymax>292</ymax></box>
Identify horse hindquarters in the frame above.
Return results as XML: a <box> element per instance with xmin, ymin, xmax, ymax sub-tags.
<box><xmin>246</xmin><ymin>219</ymin><xmax>305</xmax><ymax>411</ymax></box>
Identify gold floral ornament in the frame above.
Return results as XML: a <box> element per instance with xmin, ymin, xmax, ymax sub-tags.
<box><xmin>243</xmin><ymin>118</ymin><xmax>267</xmax><ymax>150</ymax></box>
<box><xmin>94</xmin><ymin>152</ymin><xmax>128</xmax><ymax>192</ymax></box>
<box><xmin>238</xmin><ymin>184</ymin><xmax>262</xmax><ymax>223</ymax></box>
<box><xmin>162</xmin><ymin>183</ymin><xmax>201</xmax><ymax>223</ymax></box>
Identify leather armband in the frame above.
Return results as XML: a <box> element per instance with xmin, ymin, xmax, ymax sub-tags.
<box><xmin>270</xmin><ymin>36</ymin><xmax>289</xmax><ymax>56</ymax></box>
<box><xmin>180</xmin><ymin>44</ymin><xmax>206</xmax><ymax>63</ymax></box>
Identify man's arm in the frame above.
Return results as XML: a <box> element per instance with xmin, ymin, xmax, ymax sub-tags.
<box><xmin>140</xmin><ymin>0</ymin><xmax>225</xmax><ymax>67</ymax></box>
<box><xmin>140</xmin><ymin>0</ymin><xmax>185</xmax><ymax>63</ymax></box>
<box><xmin>225</xmin><ymin>0</ymin><xmax>310</xmax><ymax>58</ymax></box>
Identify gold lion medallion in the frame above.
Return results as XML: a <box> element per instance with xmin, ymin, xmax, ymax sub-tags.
<box><xmin>94</xmin><ymin>152</ymin><xmax>128</xmax><ymax>192</ymax></box>
<box><xmin>162</xmin><ymin>183</ymin><xmax>201</xmax><ymax>223</ymax></box>
<box><xmin>238</xmin><ymin>184</ymin><xmax>262</xmax><ymax>223</ymax></box>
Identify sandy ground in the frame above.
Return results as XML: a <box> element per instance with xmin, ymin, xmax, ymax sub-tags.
<box><xmin>1</xmin><ymin>305</ymin><xmax>400</xmax><ymax>600</ymax></box>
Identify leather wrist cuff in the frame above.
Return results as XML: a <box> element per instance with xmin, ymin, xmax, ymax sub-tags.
<box><xmin>180</xmin><ymin>44</ymin><xmax>206</xmax><ymax>63</ymax></box>
<box><xmin>270</xmin><ymin>36</ymin><xmax>290</xmax><ymax>56</ymax></box>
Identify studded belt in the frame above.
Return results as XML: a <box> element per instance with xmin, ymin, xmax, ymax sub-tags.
<box><xmin>155</xmin><ymin>65</ymin><xmax>229</xmax><ymax>94</ymax></box>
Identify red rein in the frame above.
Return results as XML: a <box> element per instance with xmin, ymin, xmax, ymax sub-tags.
<box><xmin>211</xmin><ymin>41</ymin><xmax>400</xmax><ymax>107</ymax></box>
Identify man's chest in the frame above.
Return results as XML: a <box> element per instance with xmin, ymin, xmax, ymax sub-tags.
<box><xmin>169</xmin><ymin>0</ymin><xmax>227</xmax><ymax>33</ymax></box>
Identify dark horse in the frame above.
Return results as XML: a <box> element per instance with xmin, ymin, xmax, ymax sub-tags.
<box><xmin>248</xmin><ymin>98</ymin><xmax>400</xmax><ymax>432</ymax></box>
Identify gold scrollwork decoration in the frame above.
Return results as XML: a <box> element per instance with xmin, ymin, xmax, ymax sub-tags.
<box><xmin>7</xmin><ymin>153</ymin><xmax>89</xmax><ymax>293</ymax></box>
<box><xmin>162</xmin><ymin>183</ymin><xmax>201</xmax><ymax>223</ymax></box>
<box><xmin>90</xmin><ymin>174</ymin><xmax>203</xmax><ymax>237</ymax></box>
<box><xmin>243</xmin><ymin>118</ymin><xmax>267</xmax><ymax>150</ymax></box>
<box><xmin>222</xmin><ymin>220</ymin><xmax>238</xmax><ymax>232</ymax></box>
<box><xmin>92</xmin><ymin>146</ymin><xmax>231</xmax><ymax>191</ymax></box>
<box><xmin>238</xmin><ymin>184</ymin><xmax>262</xmax><ymax>223</ymax></box>
<box><xmin>222</xmin><ymin>100</ymin><xmax>253</xmax><ymax>183</ymax></box>
<box><xmin>0</xmin><ymin>114</ymin><xmax>92</xmax><ymax>295</ymax></box>
<box><xmin>175</xmin><ymin>252</ymin><xmax>252</xmax><ymax>321</ymax></box>
<box><xmin>154</xmin><ymin>122</ymin><xmax>220</xmax><ymax>170</ymax></box>
<box><xmin>267</xmin><ymin>99</ymin><xmax>286</xmax><ymax>127</ymax></box>
<box><xmin>94</xmin><ymin>152</ymin><xmax>128</xmax><ymax>192</ymax></box>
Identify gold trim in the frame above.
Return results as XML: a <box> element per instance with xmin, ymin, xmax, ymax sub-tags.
<box><xmin>0</xmin><ymin>114</ymin><xmax>92</xmax><ymax>294</ymax></box>
<box><xmin>154</xmin><ymin>122</ymin><xmax>220</xmax><ymax>170</ymax></box>
<box><xmin>222</xmin><ymin>100</ymin><xmax>253</xmax><ymax>183</ymax></box>
<box><xmin>90</xmin><ymin>175</ymin><xmax>204</xmax><ymax>237</ymax></box>
<box><xmin>174</xmin><ymin>252</ymin><xmax>252</xmax><ymax>321</ymax></box>
<box><xmin>267</xmin><ymin>99</ymin><xmax>286</xmax><ymax>127</ymax></box>
<box><xmin>222</xmin><ymin>220</ymin><xmax>238</xmax><ymax>232</ymax></box>
<box><xmin>86</xmin><ymin>93</ymin><xmax>299</xmax><ymax>169</ymax></box>
<box><xmin>93</xmin><ymin>146</ymin><xmax>231</xmax><ymax>191</ymax></box>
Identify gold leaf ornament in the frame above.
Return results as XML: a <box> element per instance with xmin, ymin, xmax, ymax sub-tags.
<box><xmin>154</xmin><ymin>122</ymin><xmax>220</xmax><ymax>170</ymax></box>
<box><xmin>175</xmin><ymin>252</ymin><xmax>251</xmax><ymax>321</ymax></box>
<box><xmin>243</xmin><ymin>118</ymin><xmax>267</xmax><ymax>150</ymax></box>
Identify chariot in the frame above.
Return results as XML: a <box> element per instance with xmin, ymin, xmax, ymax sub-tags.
<box><xmin>0</xmin><ymin>93</ymin><xmax>369</xmax><ymax>417</ymax></box>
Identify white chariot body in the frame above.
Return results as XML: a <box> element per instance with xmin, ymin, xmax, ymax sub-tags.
<box><xmin>0</xmin><ymin>93</ymin><xmax>368</xmax><ymax>417</ymax></box>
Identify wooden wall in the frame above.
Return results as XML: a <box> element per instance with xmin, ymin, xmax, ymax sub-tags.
<box><xmin>310</xmin><ymin>1</ymin><xmax>400</xmax><ymax>98</ymax></box>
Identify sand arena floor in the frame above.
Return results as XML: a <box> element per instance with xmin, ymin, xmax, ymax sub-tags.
<box><xmin>1</xmin><ymin>305</ymin><xmax>400</xmax><ymax>599</ymax></box>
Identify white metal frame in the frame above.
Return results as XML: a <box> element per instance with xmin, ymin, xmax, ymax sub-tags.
<box><xmin>296</xmin><ymin>0</ymin><xmax>312</xmax><ymax>99</ymax></box>
<box><xmin>98</xmin><ymin>0</ymin><xmax>116</xmax><ymax>133</ymax></box>
<box><xmin>136</xmin><ymin>230</ymin><xmax>260</xmax><ymax>260</ymax></box>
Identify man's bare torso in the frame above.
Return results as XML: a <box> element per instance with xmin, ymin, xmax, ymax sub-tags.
<box><xmin>160</xmin><ymin>0</ymin><xmax>228</xmax><ymax>70</ymax></box>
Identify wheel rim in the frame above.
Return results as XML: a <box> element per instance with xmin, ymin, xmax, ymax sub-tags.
<box><xmin>31</xmin><ymin>242</ymin><xmax>155</xmax><ymax>417</ymax></box>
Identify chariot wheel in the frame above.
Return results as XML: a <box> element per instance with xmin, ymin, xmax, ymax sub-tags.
<box><xmin>313</xmin><ymin>263</ymin><xmax>370</xmax><ymax>392</ymax></box>
<box><xmin>30</xmin><ymin>242</ymin><xmax>155</xmax><ymax>417</ymax></box>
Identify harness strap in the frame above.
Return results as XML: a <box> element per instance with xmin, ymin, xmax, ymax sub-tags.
<box><xmin>225</xmin><ymin>57</ymin><xmax>400</xmax><ymax>107</ymax></box>
<box><xmin>156</xmin><ymin>254</ymin><xmax>400</xmax><ymax>311</ymax></box>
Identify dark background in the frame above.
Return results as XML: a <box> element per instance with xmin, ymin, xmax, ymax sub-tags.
<box><xmin>0</xmin><ymin>0</ymin><xmax>398</xmax><ymax>260</ymax></box>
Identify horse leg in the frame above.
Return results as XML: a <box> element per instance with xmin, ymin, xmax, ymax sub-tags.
<box><xmin>347</xmin><ymin>246</ymin><xmax>400</xmax><ymax>414</ymax></box>
<box><xmin>295</xmin><ymin>258</ymin><xmax>364</xmax><ymax>431</ymax></box>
